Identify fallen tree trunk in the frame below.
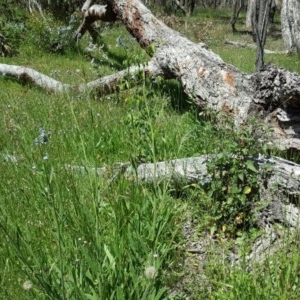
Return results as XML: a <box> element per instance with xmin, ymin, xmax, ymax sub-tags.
<box><xmin>66</xmin><ymin>154</ymin><xmax>300</xmax><ymax>228</ymax></box>
<box><xmin>66</xmin><ymin>153</ymin><xmax>300</xmax><ymax>266</ymax></box>
<box><xmin>1</xmin><ymin>0</ymin><xmax>300</xmax><ymax>150</ymax></box>
<box><xmin>2</xmin><ymin>149</ymin><xmax>300</xmax><ymax>267</ymax></box>
<box><xmin>2</xmin><ymin>151</ymin><xmax>300</xmax><ymax>230</ymax></box>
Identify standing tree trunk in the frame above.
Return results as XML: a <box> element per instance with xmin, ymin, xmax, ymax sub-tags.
<box><xmin>246</xmin><ymin>0</ymin><xmax>256</xmax><ymax>30</ymax></box>
<box><xmin>246</xmin><ymin>0</ymin><xmax>278</xmax><ymax>31</ymax></box>
<box><xmin>252</xmin><ymin>0</ymin><xmax>272</xmax><ymax>71</ymax></box>
<box><xmin>281</xmin><ymin>0</ymin><xmax>300</xmax><ymax>54</ymax></box>
<box><xmin>175</xmin><ymin>0</ymin><xmax>196</xmax><ymax>16</ymax></box>
<box><xmin>230</xmin><ymin>0</ymin><xmax>246</xmax><ymax>32</ymax></box>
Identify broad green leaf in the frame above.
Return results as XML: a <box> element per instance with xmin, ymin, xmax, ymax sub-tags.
<box><xmin>246</xmin><ymin>160</ymin><xmax>258</xmax><ymax>173</ymax></box>
<box><xmin>238</xmin><ymin>172</ymin><xmax>244</xmax><ymax>181</ymax></box>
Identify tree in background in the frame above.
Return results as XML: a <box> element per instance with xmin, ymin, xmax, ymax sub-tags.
<box><xmin>281</xmin><ymin>0</ymin><xmax>300</xmax><ymax>54</ymax></box>
<box><xmin>230</xmin><ymin>0</ymin><xmax>246</xmax><ymax>32</ymax></box>
<box><xmin>174</xmin><ymin>0</ymin><xmax>196</xmax><ymax>16</ymax></box>
<box><xmin>27</xmin><ymin>0</ymin><xmax>82</xmax><ymax>20</ymax></box>
<box><xmin>246</xmin><ymin>0</ymin><xmax>281</xmax><ymax>30</ymax></box>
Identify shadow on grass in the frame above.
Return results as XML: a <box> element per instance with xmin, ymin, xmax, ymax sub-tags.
<box><xmin>152</xmin><ymin>79</ymin><xmax>192</xmax><ymax>113</ymax></box>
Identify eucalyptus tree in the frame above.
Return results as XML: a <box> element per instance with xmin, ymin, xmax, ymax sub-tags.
<box><xmin>251</xmin><ymin>0</ymin><xmax>273</xmax><ymax>71</ymax></box>
<box><xmin>174</xmin><ymin>0</ymin><xmax>196</xmax><ymax>16</ymax></box>
<box><xmin>230</xmin><ymin>0</ymin><xmax>246</xmax><ymax>32</ymax></box>
<box><xmin>281</xmin><ymin>0</ymin><xmax>300</xmax><ymax>53</ymax></box>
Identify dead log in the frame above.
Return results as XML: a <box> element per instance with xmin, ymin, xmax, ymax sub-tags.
<box><xmin>66</xmin><ymin>154</ymin><xmax>300</xmax><ymax>265</ymax></box>
<box><xmin>2</xmin><ymin>151</ymin><xmax>299</xmax><ymax>231</ymax></box>
<box><xmin>1</xmin><ymin>0</ymin><xmax>300</xmax><ymax>151</ymax></box>
<box><xmin>66</xmin><ymin>154</ymin><xmax>300</xmax><ymax>228</ymax></box>
<box><xmin>2</xmin><ymin>149</ymin><xmax>300</xmax><ymax>266</ymax></box>
<box><xmin>0</xmin><ymin>62</ymin><xmax>162</xmax><ymax>94</ymax></box>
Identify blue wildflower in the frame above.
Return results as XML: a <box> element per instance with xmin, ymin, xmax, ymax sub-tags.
<box><xmin>34</xmin><ymin>127</ymin><xmax>52</xmax><ymax>145</ymax></box>
<box><xmin>199</xmin><ymin>175</ymin><xmax>212</xmax><ymax>186</ymax></box>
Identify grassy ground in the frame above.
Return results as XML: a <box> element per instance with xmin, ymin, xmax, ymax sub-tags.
<box><xmin>1</xmin><ymin>7</ymin><xmax>300</xmax><ymax>299</ymax></box>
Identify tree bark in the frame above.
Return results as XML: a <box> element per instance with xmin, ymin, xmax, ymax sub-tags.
<box><xmin>281</xmin><ymin>0</ymin><xmax>300</xmax><ymax>54</ymax></box>
<box><xmin>1</xmin><ymin>0</ymin><xmax>300</xmax><ymax>151</ymax></box>
<box><xmin>252</xmin><ymin>0</ymin><xmax>272</xmax><ymax>71</ymax></box>
<box><xmin>74</xmin><ymin>2</ymin><xmax>116</xmax><ymax>42</ymax></box>
<box><xmin>230</xmin><ymin>0</ymin><xmax>245</xmax><ymax>32</ymax></box>
<box><xmin>246</xmin><ymin>0</ymin><xmax>255</xmax><ymax>30</ymax></box>
<box><xmin>174</xmin><ymin>0</ymin><xmax>196</xmax><ymax>16</ymax></box>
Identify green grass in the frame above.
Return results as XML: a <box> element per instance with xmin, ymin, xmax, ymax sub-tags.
<box><xmin>1</xmin><ymin>7</ymin><xmax>300</xmax><ymax>300</ymax></box>
<box><xmin>175</xmin><ymin>8</ymin><xmax>300</xmax><ymax>74</ymax></box>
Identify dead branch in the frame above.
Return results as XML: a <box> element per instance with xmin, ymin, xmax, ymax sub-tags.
<box><xmin>0</xmin><ymin>63</ymin><xmax>68</xmax><ymax>92</ymax></box>
<box><xmin>225</xmin><ymin>39</ymin><xmax>288</xmax><ymax>54</ymax></box>
<box><xmin>0</xmin><ymin>61</ymin><xmax>162</xmax><ymax>94</ymax></box>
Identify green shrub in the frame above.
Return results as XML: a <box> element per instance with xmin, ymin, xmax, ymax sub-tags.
<box><xmin>0</xmin><ymin>1</ymin><xmax>27</xmax><ymax>50</ymax></box>
<box><xmin>26</xmin><ymin>13</ymin><xmax>79</xmax><ymax>54</ymax></box>
<box><xmin>186</xmin><ymin>114</ymin><xmax>271</xmax><ymax>237</ymax></box>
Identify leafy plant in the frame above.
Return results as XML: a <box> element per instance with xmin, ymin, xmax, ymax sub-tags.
<box><xmin>26</xmin><ymin>13</ymin><xmax>79</xmax><ymax>54</ymax></box>
<box><xmin>194</xmin><ymin>114</ymin><xmax>271</xmax><ymax>236</ymax></box>
<box><xmin>0</xmin><ymin>1</ymin><xmax>27</xmax><ymax>51</ymax></box>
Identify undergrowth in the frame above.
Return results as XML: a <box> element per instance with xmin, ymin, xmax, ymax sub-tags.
<box><xmin>1</xmin><ymin>5</ymin><xmax>300</xmax><ymax>300</ymax></box>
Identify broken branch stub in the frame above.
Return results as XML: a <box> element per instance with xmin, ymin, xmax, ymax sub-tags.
<box><xmin>75</xmin><ymin>2</ymin><xmax>116</xmax><ymax>41</ymax></box>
